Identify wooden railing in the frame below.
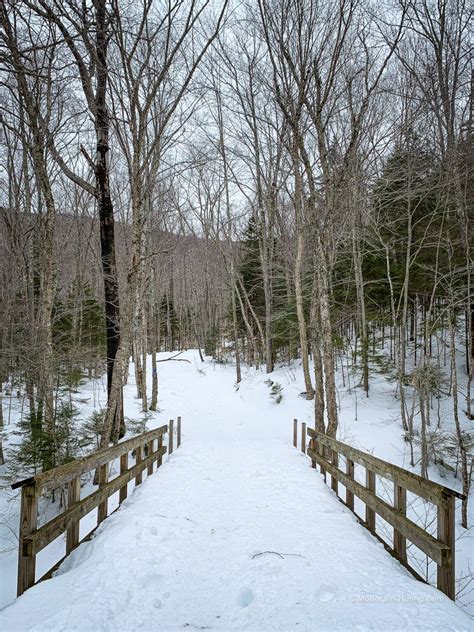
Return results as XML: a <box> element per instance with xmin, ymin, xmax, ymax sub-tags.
<box><xmin>12</xmin><ymin>416</ymin><xmax>182</xmax><ymax>597</ymax></box>
<box><xmin>292</xmin><ymin>420</ymin><xmax>464</xmax><ymax>600</ymax></box>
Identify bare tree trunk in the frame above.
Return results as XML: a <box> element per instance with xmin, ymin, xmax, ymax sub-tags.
<box><xmin>235</xmin><ymin>278</ymin><xmax>259</xmax><ymax>367</ymax></box>
<box><xmin>94</xmin><ymin>0</ymin><xmax>123</xmax><ymax>443</ymax></box>
<box><xmin>311</xmin><ymin>277</ymin><xmax>325</xmax><ymax>432</ymax></box>
<box><xmin>315</xmin><ymin>250</ymin><xmax>338</xmax><ymax>437</ymax></box>
<box><xmin>292</xmin><ymin>145</ymin><xmax>314</xmax><ymax>400</ymax></box>
<box><xmin>398</xmin><ymin>188</ymin><xmax>414</xmax><ymax>440</ymax></box>
<box><xmin>450</xmin><ymin>309</ymin><xmax>470</xmax><ymax>528</ymax></box>
<box><xmin>150</xmin><ymin>349</ymin><xmax>158</xmax><ymax>411</ymax></box>
<box><xmin>141</xmin><ymin>332</ymin><xmax>148</xmax><ymax>412</ymax></box>
<box><xmin>237</xmin><ymin>275</ymin><xmax>266</xmax><ymax>361</ymax></box>
<box><xmin>419</xmin><ymin>387</ymin><xmax>428</xmax><ymax>479</ymax></box>
<box><xmin>352</xmin><ymin>222</ymin><xmax>369</xmax><ymax>396</ymax></box>
<box><xmin>231</xmin><ymin>265</ymin><xmax>242</xmax><ymax>384</ymax></box>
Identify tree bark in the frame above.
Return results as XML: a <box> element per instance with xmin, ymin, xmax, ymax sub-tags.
<box><xmin>94</xmin><ymin>0</ymin><xmax>122</xmax><ymax>443</ymax></box>
<box><xmin>292</xmin><ymin>144</ymin><xmax>314</xmax><ymax>400</ymax></box>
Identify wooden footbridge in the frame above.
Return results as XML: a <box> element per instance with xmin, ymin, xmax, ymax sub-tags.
<box><xmin>11</xmin><ymin>415</ymin><xmax>464</xmax><ymax>611</ymax></box>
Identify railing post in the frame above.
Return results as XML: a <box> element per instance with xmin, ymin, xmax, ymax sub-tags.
<box><xmin>66</xmin><ymin>477</ymin><xmax>81</xmax><ymax>554</ymax></box>
<box><xmin>135</xmin><ymin>446</ymin><xmax>143</xmax><ymax>486</ymax></box>
<box><xmin>119</xmin><ymin>453</ymin><xmax>128</xmax><ymax>504</ymax></box>
<box><xmin>157</xmin><ymin>435</ymin><xmax>163</xmax><ymax>467</ymax></box>
<box><xmin>177</xmin><ymin>416</ymin><xmax>182</xmax><ymax>448</ymax></box>
<box><xmin>310</xmin><ymin>432</ymin><xmax>316</xmax><ymax>469</ymax></box>
<box><xmin>293</xmin><ymin>419</ymin><xmax>298</xmax><ymax>448</ymax></box>
<box><xmin>366</xmin><ymin>469</ymin><xmax>376</xmax><ymax>532</ymax></box>
<box><xmin>301</xmin><ymin>422</ymin><xmax>306</xmax><ymax>455</ymax></box>
<box><xmin>331</xmin><ymin>450</ymin><xmax>339</xmax><ymax>495</ymax></box>
<box><xmin>394</xmin><ymin>484</ymin><xmax>407</xmax><ymax>562</ymax></box>
<box><xmin>320</xmin><ymin>443</ymin><xmax>327</xmax><ymax>482</ymax></box>
<box><xmin>345</xmin><ymin>458</ymin><xmax>354</xmax><ymax>510</ymax></box>
<box><xmin>437</xmin><ymin>493</ymin><xmax>455</xmax><ymax>600</ymax></box>
<box><xmin>17</xmin><ymin>482</ymin><xmax>38</xmax><ymax>596</ymax></box>
<box><xmin>98</xmin><ymin>463</ymin><xmax>109</xmax><ymax>523</ymax></box>
<box><xmin>169</xmin><ymin>419</ymin><xmax>174</xmax><ymax>455</ymax></box>
<box><xmin>147</xmin><ymin>439</ymin><xmax>154</xmax><ymax>476</ymax></box>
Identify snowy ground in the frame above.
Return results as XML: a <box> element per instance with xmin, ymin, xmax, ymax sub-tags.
<box><xmin>0</xmin><ymin>351</ymin><xmax>472</xmax><ymax>631</ymax></box>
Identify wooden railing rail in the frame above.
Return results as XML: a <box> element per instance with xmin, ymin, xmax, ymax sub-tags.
<box><xmin>13</xmin><ymin>426</ymin><xmax>167</xmax><ymax>494</ymax></box>
<box><xmin>12</xmin><ymin>418</ymin><xmax>182</xmax><ymax>597</ymax></box>
<box><xmin>293</xmin><ymin>422</ymin><xmax>464</xmax><ymax>601</ymax></box>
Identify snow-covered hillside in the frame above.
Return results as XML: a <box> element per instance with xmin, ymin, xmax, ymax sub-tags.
<box><xmin>0</xmin><ymin>351</ymin><xmax>472</xmax><ymax>631</ymax></box>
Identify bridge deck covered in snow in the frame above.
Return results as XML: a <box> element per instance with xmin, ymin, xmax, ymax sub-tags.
<box><xmin>1</xmin><ymin>353</ymin><xmax>471</xmax><ymax>632</ymax></box>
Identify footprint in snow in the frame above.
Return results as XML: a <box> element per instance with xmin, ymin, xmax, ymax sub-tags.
<box><xmin>238</xmin><ymin>588</ymin><xmax>254</xmax><ymax>608</ymax></box>
<box><xmin>317</xmin><ymin>506</ymin><xmax>345</xmax><ymax>515</ymax></box>
<box><xmin>142</xmin><ymin>572</ymin><xmax>163</xmax><ymax>585</ymax></box>
<box><xmin>315</xmin><ymin>584</ymin><xmax>336</xmax><ymax>602</ymax></box>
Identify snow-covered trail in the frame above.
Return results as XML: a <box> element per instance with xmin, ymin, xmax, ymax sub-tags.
<box><xmin>1</xmin><ymin>353</ymin><xmax>471</xmax><ymax>631</ymax></box>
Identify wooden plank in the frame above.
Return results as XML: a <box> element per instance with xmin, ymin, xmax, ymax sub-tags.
<box><xmin>135</xmin><ymin>445</ymin><xmax>142</xmax><ymax>486</ymax></box>
<box><xmin>119</xmin><ymin>453</ymin><xmax>128</xmax><ymax>504</ymax></box>
<box><xmin>366</xmin><ymin>469</ymin><xmax>376</xmax><ymax>532</ymax></box>
<box><xmin>147</xmin><ymin>440</ymin><xmax>154</xmax><ymax>476</ymax></box>
<box><xmin>169</xmin><ymin>419</ymin><xmax>174</xmax><ymax>455</ymax></box>
<box><xmin>15</xmin><ymin>425</ymin><xmax>168</xmax><ymax>495</ymax></box>
<box><xmin>437</xmin><ymin>494</ymin><xmax>456</xmax><ymax>600</ymax></box>
<box><xmin>301</xmin><ymin>422</ymin><xmax>306</xmax><ymax>455</ymax></box>
<box><xmin>306</xmin><ymin>429</ymin><xmax>463</xmax><ymax>504</ymax></box>
<box><xmin>331</xmin><ymin>450</ymin><xmax>339</xmax><ymax>495</ymax></box>
<box><xmin>345</xmin><ymin>458</ymin><xmax>354</xmax><ymax>511</ymax></box>
<box><xmin>98</xmin><ymin>462</ymin><xmax>109</xmax><ymax>523</ymax></box>
<box><xmin>307</xmin><ymin>448</ymin><xmax>450</xmax><ymax>566</ymax></box>
<box><xmin>17</xmin><ymin>483</ymin><xmax>38</xmax><ymax>596</ymax></box>
<box><xmin>177</xmin><ymin>416</ymin><xmax>181</xmax><ymax>448</ymax></box>
<box><xmin>394</xmin><ymin>484</ymin><xmax>407</xmax><ymax>562</ymax></box>
<box><xmin>66</xmin><ymin>477</ymin><xmax>81</xmax><ymax>554</ymax></box>
<box><xmin>23</xmin><ymin>446</ymin><xmax>167</xmax><ymax>556</ymax></box>
<box><xmin>293</xmin><ymin>419</ymin><xmax>297</xmax><ymax>448</ymax></box>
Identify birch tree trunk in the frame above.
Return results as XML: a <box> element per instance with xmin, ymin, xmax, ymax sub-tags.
<box><xmin>315</xmin><ymin>239</ymin><xmax>338</xmax><ymax>437</ymax></box>
<box><xmin>292</xmin><ymin>145</ymin><xmax>314</xmax><ymax>400</ymax></box>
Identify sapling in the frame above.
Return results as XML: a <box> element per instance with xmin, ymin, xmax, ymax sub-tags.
<box><xmin>265</xmin><ymin>379</ymin><xmax>283</xmax><ymax>403</ymax></box>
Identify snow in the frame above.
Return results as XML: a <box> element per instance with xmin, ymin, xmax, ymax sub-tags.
<box><xmin>0</xmin><ymin>351</ymin><xmax>472</xmax><ymax>631</ymax></box>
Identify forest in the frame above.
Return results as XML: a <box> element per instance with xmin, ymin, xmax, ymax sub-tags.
<box><xmin>0</xmin><ymin>0</ymin><xmax>473</xmax><ymax>623</ymax></box>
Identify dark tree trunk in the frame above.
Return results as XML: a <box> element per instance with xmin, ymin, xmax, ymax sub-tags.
<box><xmin>94</xmin><ymin>0</ymin><xmax>122</xmax><ymax>440</ymax></box>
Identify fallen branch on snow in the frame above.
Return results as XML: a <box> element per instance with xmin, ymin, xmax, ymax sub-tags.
<box><xmin>251</xmin><ymin>551</ymin><xmax>304</xmax><ymax>560</ymax></box>
<box><xmin>156</xmin><ymin>351</ymin><xmax>191</xmax><ymax>364</ymax></box>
